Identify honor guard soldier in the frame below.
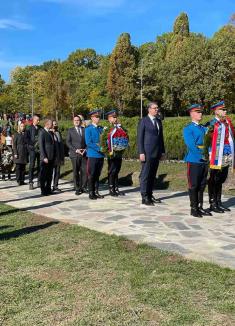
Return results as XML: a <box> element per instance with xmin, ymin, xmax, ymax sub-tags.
<box><xmin>85</xmin><ymin>109</ymin><xmax>105</xmax><ymax>200</ymax></box>
<box><xmin>183</xmin><ymin>104</ymin><xmax>211</xmax><ymax>218</ymax></box>
<box><xmin>205</xmin><ymin>101</ymin><xmax>235</xmax><ymax>213</ymax></box>
<box><xmin>102</xmin><ymin>110</ymin><xmax>129</xmax><ymax>196</ymax></box>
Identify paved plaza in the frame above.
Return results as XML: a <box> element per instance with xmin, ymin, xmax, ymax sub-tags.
<box><xmin>0</xmin><ymin>178</ymin><xmax>235</xmax><ymax>269</ymax></box>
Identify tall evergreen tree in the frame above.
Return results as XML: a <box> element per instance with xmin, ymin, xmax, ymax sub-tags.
<box><xmin>107</xmin><ymin>33</ymin><xmax>138</xmax><ymax>113</ymax></box>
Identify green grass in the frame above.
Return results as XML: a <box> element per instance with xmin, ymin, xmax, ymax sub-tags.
<box><xmin>61</xmin><ymin>160</ymin><xmax>235</xmax><ymax>196</ymax></box>
<box><xmin>0</xmin><ymin>204</ymin><xmax>235</xmax><ymax>325</ymax></box>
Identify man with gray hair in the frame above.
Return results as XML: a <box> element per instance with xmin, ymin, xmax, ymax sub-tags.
<box><xmin>39</xmin><ymin>119</ymin><xmax>55</xmax><ymax>196</ymax></box>
<box><xmin>26</xmin><ymin>114</ymin><xmax>41</xmax><ymax>189</ymax></box>
<box><xmin>137</xmin><ymin>102</ymin><xmax>165</xmax><ymax>205</ymax></box>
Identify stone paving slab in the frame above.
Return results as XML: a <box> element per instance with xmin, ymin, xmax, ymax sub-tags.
<box><xmin>0</xmin><ymin>178</ymin><xmax>235</xmax><ymax>269</ymax></box>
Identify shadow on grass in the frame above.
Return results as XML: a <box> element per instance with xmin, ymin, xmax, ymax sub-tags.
<box><xmin>0</xmin><ymin>225</ymin><xmax>13</xmax><ymax>230</ymax></box>
<box><xmin>0</xmin><ymin>208</ymin><xmax>20</xmax><ymax>217</ymax></box>
<box><xmin>0</xmin><ymin>221</ymin><xmax>59</xmax><ymax>241</ymax></box>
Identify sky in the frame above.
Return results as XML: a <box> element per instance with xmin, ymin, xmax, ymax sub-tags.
<box><xmin>0</xmin><ymin>0</ymin><xmax>234</xmax><ymax>81</ymax></box>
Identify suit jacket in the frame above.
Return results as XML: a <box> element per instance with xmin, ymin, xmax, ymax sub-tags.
<box><xmin>137</xmin><ymin>116</ymin><xmax>165</xmax><ymax>159</ymax></box>
<box><xmin>39</xmin><ymin>128</ymin><xmax>55</xmax><ymax>161</ymax></box>
<box><xmin>13</xmin><ymin>132</ymin><xmax>28</xmax><ymax>164</ymax></box>
<box><xmin>26</xmin><ymin>124</ymin><xmax>42</xmax><ymax>151</ymax></box>
<box><xmin>66</xmin><ymin>127</ymin><xmax>86</xmax><ymax>159</ymax></box>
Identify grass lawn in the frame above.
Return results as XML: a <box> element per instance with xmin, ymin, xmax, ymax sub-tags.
<box><xmin>61</xmin><ymin>160</ymin><xmax>235</xmax><ymax>196</ymax></box>
<box><xmin>0</xmin><ymin>203</ymin><xmax>235</xmax><ymax>325</ymax></box>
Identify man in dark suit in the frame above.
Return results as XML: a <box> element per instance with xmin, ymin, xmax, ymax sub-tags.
<box><xmin>39</xmin><ymin>119</ymin><xmax>55</xmax><ymax>196</ymax></box>
<box><xmin>26</xmin><ymin>114</ymin><xmax>41</xmax><ymax>189</ymax></box>
<box><xmin>66</xmin><ymin>115</ymin><xmax>87</xmax><ymax>195</ymax></box>
<box><xmin>137</xmin><ymin>102</ymin><xmax>165</xmax><ymax>206</ymax></box>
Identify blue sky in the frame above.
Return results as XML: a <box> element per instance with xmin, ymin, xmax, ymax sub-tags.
<box><xmin>0</xmin><ymin>0</ymin><xmax>234</xmax><ymax>81</ymax></box>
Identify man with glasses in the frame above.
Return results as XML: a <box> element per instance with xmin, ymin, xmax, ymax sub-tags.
<box><xmin>183</xmin><ymin>104</ymin><xmax>211</xmax><ymax>218</ymax></box>
<box><xmin>137</xmin><ymin>102</ymin><xmax>165</xmax><ymax>206</ymax></box>
<box><xmin>206</xmin><ymin>101</ymin><xmax>235</xmax><ymax>213</ymax></box>
<box><xmin>85</xmin><ymin>110</ymin><xmax>105</xmax><ymax>200</ymax></box>
<box><xmin>66</xmin><ymin>115</ymin><xmax>87</xmax><ymax>195</ymax></box>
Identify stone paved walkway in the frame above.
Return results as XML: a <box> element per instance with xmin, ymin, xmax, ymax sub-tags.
<box><xmin>0</xmin><ymin>178</ymin><xmax>235</xmax><ymax>269</ymax></box>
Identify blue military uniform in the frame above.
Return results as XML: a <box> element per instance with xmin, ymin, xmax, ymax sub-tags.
<box><xmin>183</xmin><ymin>104</ymin><xmax>210</xmax><ymax>217</ymax></box>
<box><xmin>85</xmin><ymin>110</ymin><xmax>104</xmax><ymax>199</ymax></box>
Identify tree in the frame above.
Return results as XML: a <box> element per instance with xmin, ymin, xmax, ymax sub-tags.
<box><xmin>173</xmin><ymin>12</ymin><xmax>190</xmax><ymax>37</ymax></box>
<box><xmin>107</xmin><ymin>33</ymin><xmax>139</xmax><ymax>113</ymax></box>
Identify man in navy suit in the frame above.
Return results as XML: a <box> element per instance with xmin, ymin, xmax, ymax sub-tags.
<box><xmin>137</xmin><ymin>102</ymin><xmax>165</xmax><ymax>206</ymax></box>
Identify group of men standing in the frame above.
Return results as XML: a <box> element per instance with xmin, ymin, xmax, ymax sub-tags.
<box><xmin>66</xmin><ymin>109</ymin><xmax>128</xmax><ymax>200</ymax></box>
<box><xmin>2</xmin><ymin>100</ymin><xmax>234</xmax><ymax>216</ymax></box>
<box><xmin>24</xmin><ymin>117</ymin><xmax>64</xmax><ymax>196</ymax></box>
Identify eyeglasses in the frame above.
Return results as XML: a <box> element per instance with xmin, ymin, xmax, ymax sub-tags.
<box><xmin>152</xmin><ymin>107</ymin><xmax>159</xmax><ymax>110</ymax></box>
<box><xmin>93</xmin><ymin>115</ymin><xmax>100</xmax><ymax>118</ymax></box>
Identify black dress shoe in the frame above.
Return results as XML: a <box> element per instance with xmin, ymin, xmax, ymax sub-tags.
<box><xmin>142</xmin><ymin>198</ymin><xmax>154</xmax><ymax>206</ymax></box>
<box><xmin>89</xmin><ymin>192</ymin><xmax>97</xmax><ymax>200</ymax></box>
<box><xmin>109</xmin><ymin>188</ymin><xmax>119</xmax><ymax>197</ymax></box>
<box><xmin>75</xmin><ymin>190</ymin><xmax>82</xmax><ymax>195</ymax></box>
<box><xmin>95</xmin><ymin>191</ymin><xmax>104</xmax><ymax>199</ymax></box>
<box><xmin>151</xmin><ymin>196</ymin><xmax>162</xmax><ymax>203</ymax></box>
<box><xmin>115</xmin><ymin>188</ymin><xmax>125</xmax><ymax>196</ymax></box>
<box><xmin>53</xmin><ymin>187</ymin><xmax>62</xmax><ymax>192</ymax></box>
<box><xmin>210</xmin><ymin>204</ymin><xmax>224</xmax><ymax>213</ymax></box>
<box><xmin>41</xmin><ymin>192</ymin><xmax>48</xmax><ymax>196</ymax></box>
<box><xmin>198</xmin><ymin>207</ymin><xmax>212</xmax><ymax>216</ymax></box>
<box><xmin>190</xmin><ymin>208</ymin><xmax>203</xmax><ymax>218</ymax></box>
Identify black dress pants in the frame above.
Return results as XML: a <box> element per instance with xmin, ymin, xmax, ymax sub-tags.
<box><xmin>16</xmin><ymin>164</ymin><xmax>26</xmax><ymax>183</ymax></box>
<box><xmin>187</xmin><ymin>162</ymin><xmax>208</xmax><ymax>208</ymax></box>
<box><xmin>108</xmin><ymin>157</ymin><xmax>122</xmax><ymax>186</ymax></box>
<box><xmin>87</xmin><ymin>157</ymin><xmax>104</xmax><ymax>192</ymax></box>
<box><xmin>71</xmin><ymin>156</ymin><xmax>87</xmax><ymax>191</ymax></box>
<box><xmin>140</xmin><ymin>158</ymin><xmax>159</xmax><ymax>198</ymax></box>
<box><xmin>208</xmin><ymin>166</ymin><xmax>229</xmax><ymax>204</ymax></box>
<box><xmin>40</xmin><ymin>160</ymin><xmax>54</xmax><ymax>194</ymax></box>
<box><xmin>29</xmin><ymin>150</ymin><xmax>40</xmax><ymax>183</ymax></box>
<box><xmin>52</xmin><ymin>165</ymin><xmax>61</xmax><ymax>189</ymax></box>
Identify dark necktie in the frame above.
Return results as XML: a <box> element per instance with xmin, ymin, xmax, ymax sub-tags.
<box><xmin>153</xmin><ymin>118</ymin><xmax>158</xmax><ymax>130</ymax></box>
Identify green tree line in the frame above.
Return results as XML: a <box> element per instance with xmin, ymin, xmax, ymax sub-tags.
<box><xmin>0</xmin><ymin>12</ymin><xmax>234</xmax><ymax>118</ymax></box>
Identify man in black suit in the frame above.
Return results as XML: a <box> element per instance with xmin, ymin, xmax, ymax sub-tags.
<box><xmin>39</xmin><ymin>119</ymin><xmax>55</xmax><ymax>196</ymax></box>
<box><xmin>66</xmin><ymin>115</ymin><xmax>87</xmax><ymax>195</ymax></box>
<box><xmin>26</xmin><ymin>114</ymin><xmax>41</xmax><ymax>189</ymax></box>
<box><xmin>137</xmin><ymin>102</ymin><xmax>165</xmax><ymax>206</ymax></box>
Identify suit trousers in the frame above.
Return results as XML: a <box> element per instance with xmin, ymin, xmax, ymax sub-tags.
<box><xmin>16</xmin><ymin>163</ymin><xmax>26</xmax><ymax>183</ymax></box>
<box><xmin>140</xmin><ymin>158</ymin><xmax>159</xmax><ymax>198</ymax></box>
<box><xmin>29</xmin><ymin>150</ymin><xmax>40</xmax><ymax>183</ymax></box>
<box><xmin>71</xmin><ymin>155</ymin><xmax>87</xmax><ymax>191</ymax></box>
<box><xmin>40</xmin><ymin>160</ymin><xmax>54</xmax><ymax>194</ymax></box>
<box><xmin>52</xmin><ymin>165</ymin><xmax>61</xmax><ymax>189</ymax></box>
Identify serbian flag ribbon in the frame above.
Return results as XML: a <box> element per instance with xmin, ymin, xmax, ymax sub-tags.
<box><xmin>210</xmin><ymin>121</ymin><xmax>225</xmax><ymax>169</ymax></box>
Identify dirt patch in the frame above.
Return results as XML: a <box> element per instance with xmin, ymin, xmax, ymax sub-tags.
<box><xmin>120</xmin><ymin>239</ymin><xmax>138</xmax><ymax>252</ymax></box>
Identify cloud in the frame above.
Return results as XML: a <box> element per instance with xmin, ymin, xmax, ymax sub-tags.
<box><xmin>0</xmin><ymin>19</ymin><xmax>33</xmax><ymax>30</ymax></box>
